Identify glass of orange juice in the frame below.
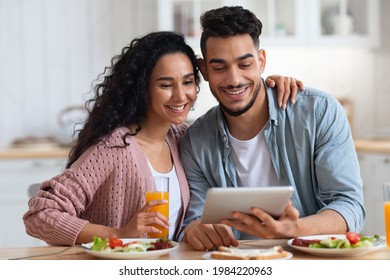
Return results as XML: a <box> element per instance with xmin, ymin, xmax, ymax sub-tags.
<box><xmin>383</xmin><ymin>183</ymin><xmax>390</xmax><ymax>247</ymax></box>
<box><xmin>145</xmin><ymin>176</ymin><xmax>169</xmax><ymax>238</ymax></box>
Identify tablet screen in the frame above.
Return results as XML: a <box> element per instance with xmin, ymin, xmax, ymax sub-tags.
<box><xmin>200</xmin><ymin>186</ymin><xmax>294</xmax><ymax>224</ymax></box>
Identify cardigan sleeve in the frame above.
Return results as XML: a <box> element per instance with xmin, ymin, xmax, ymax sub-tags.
<box><xmin>23</xmin><ymin>144</ymin><xmax>116</xmax><ymax>246</ymax></box>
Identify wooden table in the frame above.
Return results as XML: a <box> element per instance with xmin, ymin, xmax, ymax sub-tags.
<box><xmin>1</xmin><ymin>240</ymin><xmax>389</xmax><ymax>260</ymax></box>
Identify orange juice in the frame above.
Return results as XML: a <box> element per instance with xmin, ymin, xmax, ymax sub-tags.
<box><xmin>384</xmin><ymin>202</ymin><xmax>390</xmax><ymax>247</ymax></box>
<box><xmin>146</xmin><ymin>191</ymin><xmax>169</xmax><ymax>238</ymax></box>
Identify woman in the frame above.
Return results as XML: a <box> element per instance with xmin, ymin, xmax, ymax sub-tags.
<box><xmin>23</xmin><ymin>31</ymin><xmax>302</xmax><ymax>246</ymax></box>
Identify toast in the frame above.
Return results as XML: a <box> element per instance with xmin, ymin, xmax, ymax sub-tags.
<box><xmin>210</xmin><ymin>245</ymin><xmax>289</xmax><ymax>260</ymax></box>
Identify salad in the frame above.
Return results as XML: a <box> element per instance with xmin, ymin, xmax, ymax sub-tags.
<box><xmin>291</xmin><ymin>232</ymin><xmax>381</xmax><ymax>249</ymax></box>
<box><xmin>90</xmin><ymin>236</ymin><xmax>174</xmax><ymax>253</ymax></box>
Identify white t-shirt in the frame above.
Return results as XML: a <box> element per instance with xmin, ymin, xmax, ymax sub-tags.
<box><xmin>148</xmin><ymin>162</ymin><xmax>182</xmax><ymax>240</ymax></box>
<box><xmin>228</xmin><ymin>126</ymin><xmax>280</xmax><ymax>240</ymax></box>
<box><xmin>228</xmin><ymin>126</ymin><xmax>279</xmax><ymax>188</ymax></box>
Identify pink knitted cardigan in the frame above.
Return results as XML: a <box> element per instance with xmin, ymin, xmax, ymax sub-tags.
<box><xmin>23</xmin><ymin>125</ymin><xmax>190</xmax><ymax>245</ymax></box>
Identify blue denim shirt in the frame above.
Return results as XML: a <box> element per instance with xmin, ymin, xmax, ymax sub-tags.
<box><xmin>178</xmin><ymin>84</ymin><xmax>365</xmax><ymax>240</ymax></box>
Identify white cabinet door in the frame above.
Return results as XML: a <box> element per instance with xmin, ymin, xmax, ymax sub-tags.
<box><xmin>157</xmin><ymin>0</ymin><xmax>379</xmax><ymax>48</ymax></box>
<box><xmin>0</xmin><ymin>158</ymin><xmax>66</xmax><ymax>248</ymax></box>
<box><xmin>158</xmin><ymin>0</ymin><xmax>306</xmax><ymax>48</ymax></box>
<box><xmin>358</xmin><ymin>152</ymin><xmax>390</xmax><ymax>236</ymax></box>
<box><xmin>309</xmin><ymin>0</ymin><xmax>380</xmax><ymax>48</ymax></box>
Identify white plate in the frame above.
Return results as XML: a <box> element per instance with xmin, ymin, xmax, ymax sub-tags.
<box><xmin>202</xmin><ymin>249</ymin><xmax>293</xmax><ymax>260</ymax></box>
<box><xmin>239</xmin><ymin>239</ymin><xmax>288</xmax><ymax>248</ymax></box>
<box><xmin>287</xmin><ymin>234</ymin><xmax>386</xmax><ymax>257</ymax></box>
<box><xmin>81</xmin><ymin>238</ymin><xmax>179</xmax><ymax>260</ymax></box>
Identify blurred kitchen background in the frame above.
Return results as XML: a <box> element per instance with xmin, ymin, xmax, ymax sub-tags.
<box><xmin>0</xmin><ymin>0</ymin><xmax>389</xmax><ymax>247</ymax></box>
<box><xmin>1</xmin><ymin>0</ymin><xmax>390</xmax><ymax>147</ymax></box>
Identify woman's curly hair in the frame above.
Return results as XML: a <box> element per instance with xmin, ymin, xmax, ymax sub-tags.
<box><xmin>66</xmin><ymin>31</ymin><xmax>200</xmax><ymax>168</ymax></box>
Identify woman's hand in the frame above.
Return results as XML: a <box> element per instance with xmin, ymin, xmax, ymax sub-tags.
<box><xmin>117</xmin><ymin>200</ymin><xmax>169</xmax><ymax>238</ymax></box>
<box><xmin>266</xmin><ymin>75</ymin><xmax>305</xmax><ymax>109</ymax></box>
<box><xmin>75</xmin><ymin>200</ymin><xmax>169</xmax><ymax>244</ymax></box>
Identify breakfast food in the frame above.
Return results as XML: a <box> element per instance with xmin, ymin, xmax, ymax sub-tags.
<box><xmin>90</xmin><ymin>236</ymin><xmax>174</xmax><ymax>252</ymax></box>
<box><xmin>210</xmin><ymin>245</ymin><xmax>289</xmax><ymax>260</ymax></box>
<box><xmin>291</xmin><ymin>232</ymin><xmax>381</xmax><ymax>249</ymax></box>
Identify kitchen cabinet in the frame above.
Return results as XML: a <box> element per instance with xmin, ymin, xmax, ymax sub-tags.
<box><xmin>0</xmin><ymin>156</ymin><xmax>66</xmax><ymax>248</ymax></box>
<box><xmin>358</xmin><ymin>152</ymin><xmax>390</xmax><ymax>236</ymax></box>
<box><xmin>158</xmin><ymin>0</ymin><xmax>306</xmax><ymax>48</ymax></box>
<box><xmin>310</xmin><ymin>0</ymin><xmax>380</xmax><ymax>48</ymax></box>
<box><xmin>157</xmin><ymin>0</ymin><xmax>379</xmax><ymax>49</ymax></box>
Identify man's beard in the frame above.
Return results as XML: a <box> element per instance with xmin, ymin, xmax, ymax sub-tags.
<box><xmin>217</xmin><ymin>82</ymin><xmax>261</xmax><ymax>117</ymax></box>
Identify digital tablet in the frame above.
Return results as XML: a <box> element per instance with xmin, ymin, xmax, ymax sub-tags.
<box><xmin>200</xmin><ymin>186</ymin><xmax>294</xmax><ymax>224</ymax></box>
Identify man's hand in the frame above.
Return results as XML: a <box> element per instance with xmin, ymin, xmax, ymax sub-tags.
<box><xmin>184</xmin><ymin>220</ymin><xmax>239</xmax><ymax>251</ymax></box>
<box><xmin>266</xmin><ymin>76</ymin><xmax>305</xmax><ymax>109</ymax></box>
<box><xmin>221</xmin><ymin>201</ymin><xmax>300</xmax><ymax>239</ymax></box>
<box><xmin>222</xmin><ymin>201</ymin><xmax>349</xmax><ymax>239</ymax></box>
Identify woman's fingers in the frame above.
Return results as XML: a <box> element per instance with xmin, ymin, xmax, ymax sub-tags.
<box><xmin>266</xmin><ymin>75</ymin><xmax>304</xmax><ymax>109</ymax></box>
<box><xmin>141</xmin><ymin>199</ymin><xmax>168</xmax><ymax>211</ymax></box>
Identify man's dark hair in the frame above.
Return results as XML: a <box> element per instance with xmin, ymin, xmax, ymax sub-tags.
<box><xmin>200</xmin><ymin>6</ymin><xmax>263</xmax><ymax>58</ymax></box>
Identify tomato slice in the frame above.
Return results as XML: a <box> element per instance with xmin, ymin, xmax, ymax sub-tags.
<box><xmin>346</xmin><ymin>231</ymin><xmax>361</xmax><ymax>244</ymax></box>
<box><xmin>109</xmin><ymin>237</ymin><xmax>124</xmax><ymax>249</ymax></box>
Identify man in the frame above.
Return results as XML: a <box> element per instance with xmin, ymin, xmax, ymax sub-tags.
<box><xmin>179</xmin><ymin>6</ymin><xmax>365</xmax><ymax>251</ymax></box>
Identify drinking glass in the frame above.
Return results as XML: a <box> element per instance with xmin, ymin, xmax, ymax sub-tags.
<box><xmin>383</xmin><ymin>183</ymin><xmax>390</xmax><ymax>247</ymax></box>
<box><xmin>145</xmin><ymin>176</ymin><xmax>169</xmax><ymax>238</ymax></box>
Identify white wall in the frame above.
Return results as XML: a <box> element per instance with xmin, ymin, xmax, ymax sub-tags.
<box><xmin>264</xmin><ymin>46</ymin><xmax>376</xmax><ymax>138</ymax></box>
<box><xmin>0</xmin><ymin>0</ymin><xmax>157</xmax><ymax>148</ymax></box>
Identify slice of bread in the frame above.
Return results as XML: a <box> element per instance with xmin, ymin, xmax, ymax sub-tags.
<box><xmin>210</xmin><ymin>245</ymin><xmax>289</xmax><ymax>260</ymax></box>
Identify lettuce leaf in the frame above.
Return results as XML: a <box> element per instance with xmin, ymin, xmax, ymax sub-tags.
<box><xmin>91</xmin><ymin>236</ymin><xmax>108</xmax><ymax>251</ymax></box>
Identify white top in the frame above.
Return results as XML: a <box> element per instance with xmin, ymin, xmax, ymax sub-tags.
<box><xmin>148</xmin><ymin>162</ymin><xmax>182</xmax><ymax>240</ymax></box>
<box><xmin>228</xmin><ymin>126</ymin><xmax>280</xmax><ymax>240</ymax></box>
<box><xmin>228</xmin><ymin>126</ymin><xmax>279</xmax><ymax>187</ymax></box>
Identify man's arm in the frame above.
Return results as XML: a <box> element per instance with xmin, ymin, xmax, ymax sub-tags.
<box><xmin>177</xmin><ymin>131</ymin><xmax>209</xmax><ymax>239</ymax></box>
<box><xmin>178</xmin><ymin>130</ymin><xmax>238</xmax><ymax>250</ymax></box>
<box><xmin>308</xmin><ymin>95</ymin><xmax>365</xmax><ymax>232</ymax></box>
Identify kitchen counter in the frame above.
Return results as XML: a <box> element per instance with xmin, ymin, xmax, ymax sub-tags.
<box><xmin>354</xmin><ymin>139</ymin><xmax>390</xmax><ymax>154</ymax></box>
<box><xmin>0</xmin><ymin>145</ymin><xmax>69</xmax><ymax>159</ymax></box>
<box><xmin>1</xmin><ymin>139</ymin><xmax>389</xmax><ymax>159</ymax></box>
<box><xmin>0</xmin><ymin>145</ymin><xmax>69</xmax><ymax>249</ymax></box>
